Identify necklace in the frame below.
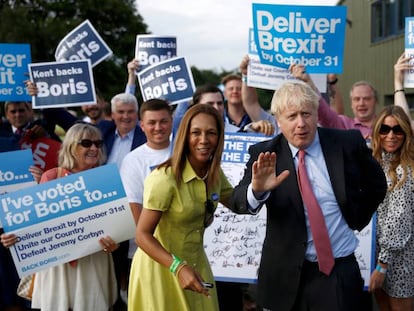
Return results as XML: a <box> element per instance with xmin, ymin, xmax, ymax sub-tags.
<box><xmin>201</xmin><ymin>171</ymin><xmax>209</xmax><ymax>181</ymax></box>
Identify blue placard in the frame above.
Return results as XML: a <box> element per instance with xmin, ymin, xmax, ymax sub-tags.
<box><xmin>221</xmin><ymin>132</ymin><xmax>266</xmax><ymax>164</ymax></box>
<box><xmin>405</xmin><ymin>17</ymin><xmax>414</xmax><ymax>49</ymax></box>
<box><xmin>0</xmin><ymin>163</ymin><xmax>136</xmax><ymax>277</ymax></box>
<box><xmin>135</xmin><ymin>35</ymin><xmax>177</xmax><ymax>72</ymax></box>
<box><xmin>252</xmin><ymin>4</ymin><xmax>347</xmax><ymax>73</ymax></box>
<box><xmin>28</xmin><ymin>59</ymin><xmax>96</xmax><ymax>109</ymax></box>
<box><xmin>404</xmin><ymin>17</ymin><xmax>414</xmax><ymax>87</ymax></box>
<box><xmin>246</xmin><ymin>27</ymin><xmax>327</xmax><ymax>92</ymax></box>
<box><xmin>0</xmin><ymin>164</ymin><xmax>125</xmax><ymax>232</ymax></box>
<box><xmin>55</xmin><ymin>20</ymin><xmax>113</xmax><ymax>67</ymax></box>
<box><xmin>0</xmin><ymin>43</ymin><xmax>31</xmax><ymax>101</ymax></box>
<box><xmin>137</xmin><ymin>56</ymin><xmax>195</xmax><ymax>104</ymax></box>
<box><xmin>0</xmin><ymin>149</ymin><xmax>35</xmax><ymax>195</ymax></box>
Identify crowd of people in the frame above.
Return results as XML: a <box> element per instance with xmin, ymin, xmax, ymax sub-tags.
<box><xmin>0</xmin><ymin>50</ymin><xmax>413</xmax><ymax>311</ymax></box>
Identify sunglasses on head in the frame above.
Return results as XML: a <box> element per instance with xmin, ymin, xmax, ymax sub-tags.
<box><xmin>379</xmin><ymin>124</ymin><xmax>404</xmax><ymax>136</ymax></box>
<box><xmin>78</xmin><ymin>139</ymin><xmax>104</xmax><ymax>148</ymax></box>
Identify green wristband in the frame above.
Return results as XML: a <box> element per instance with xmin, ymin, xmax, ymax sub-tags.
<box><xmin>169</xmin><ymin>254</ymin><xmax>183</xmax><ymax>274</ymax></box>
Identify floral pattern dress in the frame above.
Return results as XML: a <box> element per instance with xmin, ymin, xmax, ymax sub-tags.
<box><xmin>376</xmin><ymin>152</ymin><xmax>414</xmax><ymax>297</ymax></box>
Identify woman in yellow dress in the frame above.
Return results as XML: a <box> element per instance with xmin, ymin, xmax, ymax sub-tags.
<box><xmin>128</xmin><ymin>104</ymin><xmax>233</xmax><ymax>310</ymax></box>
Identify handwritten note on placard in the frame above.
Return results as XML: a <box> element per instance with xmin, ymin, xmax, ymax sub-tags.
<box><xmin>205</xmin><ymin>204</ymin><xmax>266</xmax><ymax>283</ymax></box>
<box><xmin>354</xmin><ymin>217</ymin><xmax>376</xmax><ymax>289</ymax></box>
<box><xmin>204</xmin><ymin>133</ymin><xmax>268</xmax><ymax>283</ymax></box>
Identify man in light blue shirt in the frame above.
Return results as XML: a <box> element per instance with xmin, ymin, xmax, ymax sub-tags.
<box><xmin>231</xmin><ymin>81</ymin><xmax>387</xmax><ymax>311</ymax></box>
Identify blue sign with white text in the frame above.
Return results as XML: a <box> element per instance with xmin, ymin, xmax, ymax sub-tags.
<box><xmin>138</xmin><ymin>56</ymin><xmax>195</xmax><ymax>104</ymax></box>
<box><xmin>404</xmin><ymin>17</ymin><xmax>414</xmax><ymax>87</ymax></box>
<box><xmin>0</xmin><ymin>164</ymin><xmax>126</xmax><ymax>231</ymax></box>
<box><xmin>0</xmin><ymin>43</ymin><xmax>31</xmax><ymax>101</ymax></box>
<box><xmin>29</xmin><ymin>59</ymin><xmax>96</xmax><ymax>109</ymax></box>
<box><xmin>0</xmin><ymin>163</ymin><xmax>136</xmax><ymax>277</ymax></box>
<box><xmin>135</xmin><ymin>35</ymin><xmax>177</xmax><ymax>72</ymax></box>
<box><xmin>0</xmin><ymin>149</ymin><xmax>35</xmax><ymax>195</ymax></box>
<box><xmin>55</xmin><ymin>20</ymin><xmax>113</xmax><ymax>67</ymax></box>
<box><xmin>405</xmin><ymin>17</ymin><xmax>414</xmax><ymax>49</ymax></box>
<box><xmin>252</xmin><ymin>4</ymin><xmax>347</xmax><ymax>73</ymax></box>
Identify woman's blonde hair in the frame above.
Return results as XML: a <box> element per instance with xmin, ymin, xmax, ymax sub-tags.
<box><xmin>372</xmin><ymin>105</ymin><xmax>414</xmax><ymax>190</ymax></box>
<box><xmin>58</xmin><ymin>123</ymin><xmax>106</xmax><ymax>170</ymax></box>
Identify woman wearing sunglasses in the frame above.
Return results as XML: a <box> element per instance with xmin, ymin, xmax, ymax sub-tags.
<box><xmin>368</xmin><ymin>105</ymin><xmax>414</xmax><ymax>310</ymax></box>
<box><xmin>1</xmin><ymin>123</ymin><xmax>119</xmax><ymax>310</ymax></box>
<box><xmin>128</xmin><ymin>104</ymin><xmax>233</xmax><ymax>311</ymax></box>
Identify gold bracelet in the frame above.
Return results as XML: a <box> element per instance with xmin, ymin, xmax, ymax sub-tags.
<box><xmin>175</xmin><ymin>262</ymin><xmax>188</xmax><ymax>277</ymax></box>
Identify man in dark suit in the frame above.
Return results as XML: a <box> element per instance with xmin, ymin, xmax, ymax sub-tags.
<box><xmin>97</xmin><ymin>93</ymin><xmax>146</xmax><ymax>310</ymax></box>
<box><xmin>230</xmin><ymin>81</ymin><xmax>387</xmax><ymax>311</ymax></box>
<box><xmin>1</xmin><ymin>102</ymin><xmax>78</xmax><ymax>176</ymax></box>
<box><xmin>1</xmin><ymin>101</ymin><xmax>78</xmax><ymax>144</ymax></box>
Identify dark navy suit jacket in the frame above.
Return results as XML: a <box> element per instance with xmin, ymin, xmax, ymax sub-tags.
<box><xmin>230</xmin><ymin>127</ymin><xmax>387</xmax><ymax>311</ymax></box>
<box><xmin>97</xmin><ymin>120</ymin><xmax>146</xmax><ymax>156</ymax></box>
<box><xmin>0</xmin><ymin>107</ymin><xmax>78</xmax><ymax>152</ymax></box>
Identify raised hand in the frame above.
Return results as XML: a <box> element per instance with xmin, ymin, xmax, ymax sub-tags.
<box><xmin>252</xmin><ymin>152</ymin><xmax>289</xmax><ymax>193</ymax></box>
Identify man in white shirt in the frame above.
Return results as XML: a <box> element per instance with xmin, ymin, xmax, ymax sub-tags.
<box><xmin>120</xmin><ymin>99</ymin><xmax>173</xmax><ymax>259</ymax></box>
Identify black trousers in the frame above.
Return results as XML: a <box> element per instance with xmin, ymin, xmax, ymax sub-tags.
<box><xmin>0</xmin><ymin>228</ymin><xmax>31</xmax><ymax>310</ymax></box>
<box><xmin>290</xmin><ymin>254</ymin><xmax>365</xmax><ymax>311</ymax></box>
<box><xmin>261</xmin><ymin>254</ymin><xmax>368</xmax><ymax>311</ymax></box>
<box><xmin>216</xmin><ymin>281</ymin><xmax>244</xmax><ymax>311</ymax></box>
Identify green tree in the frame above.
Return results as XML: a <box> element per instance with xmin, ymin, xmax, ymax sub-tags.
<box><xmin>0</xmin><ymin>0</ymin><xmax>148</xmax><ymax>101</ymax></box>
<box><xmin>0</xmin><ymin>1</ymin><xmax>273</xmax><ymax>111</ymax></box>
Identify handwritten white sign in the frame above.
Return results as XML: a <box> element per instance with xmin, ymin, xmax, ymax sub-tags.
<box><xmin>204</xmin><ymin>133</ymin><xmax>268</xmax><ymax>283</ymax></box>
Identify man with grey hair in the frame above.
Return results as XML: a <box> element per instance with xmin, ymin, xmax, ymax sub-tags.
<box><xmin>98</xmin><ymin>93</ymin><xmax>146</xmax><ymax>169</ymax></box>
